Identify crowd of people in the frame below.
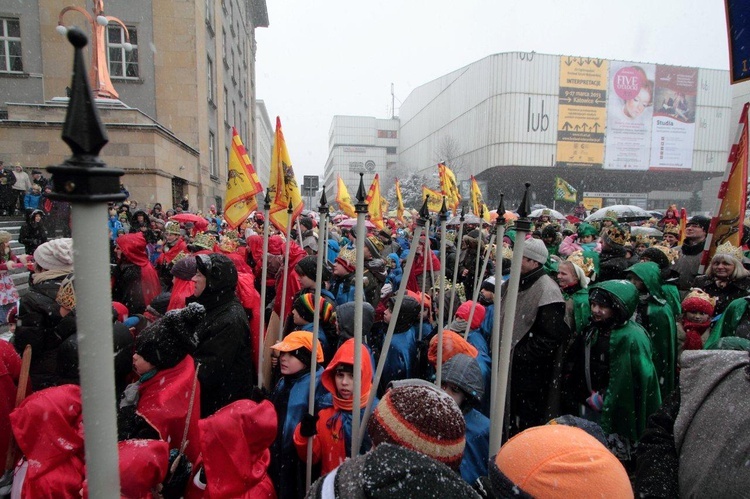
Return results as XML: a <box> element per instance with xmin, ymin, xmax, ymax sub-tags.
<box><xmin>0</xmin><ymin>196</ymin><xmax>746</xmax><ymax>497</ymax></box>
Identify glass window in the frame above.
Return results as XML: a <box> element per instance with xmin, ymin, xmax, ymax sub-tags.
<box><xmin>207</xmin><ymin>56</ymin><xmax>214</xmax><ymax>102</ymax></box>
<box><xmin>209</xmin><ymin>131</ymin><xmax>217</xmax><ymax>177</ymax></box>
<box><xmin>0</xmin><ymin>18</ymin><xmax>23</xmax><ymax>73</ymax></box>
<box><xmin>223</xmin><ymin>86</ymin><xmax>228</xmax><ymax>123</ymax></box>
<box><xmin>222</xmin><ymin>29</ymin><xmax>227</xmax><ymax>61</ymax></box>
<box><xmin>107</xmin><ymin>25</ymin><xmax>138</xmax><ymax>78</ymax></box>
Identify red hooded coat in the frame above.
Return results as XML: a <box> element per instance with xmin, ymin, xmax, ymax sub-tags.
<box><xmin>117</xmin><ymin>232</ymin><xmax>162</xmax><ymax>307</ymax></box>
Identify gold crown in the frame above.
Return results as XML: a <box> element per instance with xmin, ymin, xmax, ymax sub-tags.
<box><xmin>714</xmin><ymin>241</ymin><xmax>744</xmax><ymax>262</ymax></box>
<box><xmin>430</xmin><ymin>279</ymin><xmax>467</xmax><ymax>304</ymax></box>
<box><xmin>192</xmin><ymin>232</ymin><xmax>217</xmax><ymax>250</ymax></box>
<box><xmin>567</xmin><ymin>251</ymin><xmax>596</xmax><ymax>277</ymax></box>
<box><xmin>683</xmin><ymin>288</ymin><xmax>716</xmax><ymax>308</ymax></box>
<box><xmin>56</xmin><ymin>276</ymin><xmax>76</xmax><ymax>311</ymax></box>
<box><xmin>651</xmin><ymin>243</ymin><xmax>679</xmax><ymax>265</ymax></box>
<box><xmin>164</xmin><ymin>221</ymin><xmax>181</xmax><ymax>235</ymax></box>
<box><xmin>219</xmin><ymin>233</ymin><xmax>239</xmax><ymax>253</ymax></box>
<box><xmin>501</xmin><ymin>244</ymin><xmax>513</xmax><ymax>260</ymax></box>
<box><xmin>604</xmin><ymin>210</ymin><xmax>619</xmax><ymax>221</ymax></box>
<box><xmin>604</xmin><ymin>226</ymin><xmax>629</xmax><ymax>246</ymax></box>
<box><xmin>633</xmin><ymin>234</ymin><xmax>655</xmax><ymax>246</ymax></box>
<box><xmin>337</xmin><ymin>246</ymin><xmax>357</xmax><ymax>267</ymax></box>
<box><xmin>171</xmin><ymin>250</ymin><xmax>189</xmax><ymax>265</ymax></box>
<box><xmin>663</xmin><ymin>223</ymin><xmax>680</xmax><ymax>236</ymax></box>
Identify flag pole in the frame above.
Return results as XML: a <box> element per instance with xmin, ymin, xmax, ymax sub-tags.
<box><xmin>418</xmin><ymin>211</ymin><xmax>431</xmax><ymax>342</ymax></box>
<box><xmin>488</xmin><ymin>194</ymin><xmax>506</xmax><ymax>456</ymax></box>
<box><xmin>435</xmin><ymin>197</ymin><xmax>449</xmax><ymax>389</ymax></box>
<box><xmin>472</xmin><ymin>205</ymin><xmax>485</xmax><ymax>295</ymax></box>
<box><xmin>305</xmin><ymin>189</ymin><xmax>328</xmax><ymax>490</ymax></box>
<box><xmin>490</xmin><ymin>183</ymin><xmax>533</xmax><ymax>453</ymax></box>
<box><xmin>449</xmin><ymin>205</ymin><xmax>466</xmax><ymax>316</ymax></box>
<box><xmin>257</xmin><ymin>189</ymin><xmax>272</xmax><ymax>388</ymax></box>
<box><xmin>464</xmin><ymin>231</ymin><xmax>496</xmax><ymax>339</ymax></box>
<box><xmin>351</xmin><ymin>173</ymin><xmax>368</xmax><ymax>458</ymax></box>
<box><xmin>357</xmin><ymin>199</ymin><xmax>427</xmax><ymax>447</ymax></box>
<box><xmin>278</xmin><ymin>200</ymin><xmax>294</xmax><ymax>341</ymax></box>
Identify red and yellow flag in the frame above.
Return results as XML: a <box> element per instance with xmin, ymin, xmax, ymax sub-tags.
<box><xmin>678</xmin><ymin>207</ymin><xmax>688</xmax><ymax>245</ymax></box>
<box><xmin>223</xmin><ymin>127</ymin><xmax>263</xmax><ymax>229</ymax></box>
<box><xmin>395</xmin><ymin>179</ymin><xmax>405</xmax><ymax>223</ymax></box>
<box><xmin>336</xmin><ymin>175</ymin><xmax>355</xmax><ymax>218</ymax></box>
<box><xmin>422</xmin><ymin>185</ymin><xmax>444</xmax><ymax>213</ymax></box>
<box><xmin>438</xmin><ymin>162</ymin><xmax>461</xmax><ymax>212</ymax></box>
<box><xmin>365</xmin><ymin>174</ymin><xmax>385</xmax><ymax>230</ymax></box>
<box><xmin>269</xmin><ymin>117</ymin><xmax>304</xmax><ymax>232</ymax></box>
<box><xmin>470</xmin><ymin>175</ymin><xmax>491</xmax><ymax>222</ymax></box>
<box><xmin>701</xmin><ymin>102</ymin><xmax>749</xmax><ymax>270</ymax></box>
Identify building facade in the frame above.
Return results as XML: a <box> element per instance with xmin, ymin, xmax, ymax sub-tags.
<box><xmin>397</xmin><ymin>52</ymin><xmax>732</xmax><ymax>209</ymax></box>
<box><xmin>254</xmin><ymin>98</ymin><xmax>273</xmax><ymax>192</ymax></box>
<box><xmin>324</xmin><ymin>115</ymin><xmax>399</xmax><ymax>202</ymax></box>
<box><xmin>0</xmin><ymin>0</ymin><xmax>268</xmax><ymax>213</ymax></box>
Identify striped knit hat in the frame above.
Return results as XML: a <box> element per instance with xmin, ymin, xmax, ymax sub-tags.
<box><xmin>367</xmin><ymin>382</ymin><xmax>466</xmax><ymax>471</ymax></box>
<box><xmin>293</xmin><ymin>292</ymin><xmax>336</xmax><ymax>324</ymax></box>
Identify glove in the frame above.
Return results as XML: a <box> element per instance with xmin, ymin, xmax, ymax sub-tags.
<box><xmin>300</xmin><ymin>413</ymin><xmax>318</xmax><ymax>438</ymax></box>
<box><xmin>380</xmin><ymin>283</ymin><xmax>393</xmax><ymax>299</ymax></box>
<box><xmin>586</xmin><ymin>391</ymin><xmax>604</xmax><ymax>412</ymax></box>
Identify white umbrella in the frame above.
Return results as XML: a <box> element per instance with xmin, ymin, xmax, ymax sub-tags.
<box><xmin>447</xmin><ymin>213</ymin><xmax>484</xmax><ymax>226</ymax></box>
<box><xmin>585</xmin><ymin>205</ymin><xmax>652</xmax><ymax>222</ymax></box>
<box><xmin>529</xmin><ymin>208</ymin><xmax>566</xmax><ymax>220</ymax></box>
<box><xmin>630</xmin><ymin>226</ymin><xmax>663</xmax><ymax>238</ymax></box>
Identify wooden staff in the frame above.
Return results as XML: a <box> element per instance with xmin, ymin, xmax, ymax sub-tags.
<box><xmin>257</xmin><ymin>189</ymin><xmax>271</xmax><ymax>389</ymax></box>
<box><xmin>464</xmin><ymin>232</ymin><xmax>496</xmax><ymax>338</ymax></box>
<box><xmin>417</xmin><ymin>212</ymin><xmax>431</xmax><ymax>342</ymax></box>
<box><xmin>435</xmin><ymin>198</ymin><xmax>449</xmax><ymax>388</ymax></box>
<box><xmin>277</xmin><ymin>200</ymin><xmax>295</xmax><ymax>342</ymax></box>
<box><xmin>448</xmin><ymin>206</ymin><xmax>466</xmax><ymax>317</ymax></box>
<box><xmin>351</xmin><ymin>173</ymin><xmax>368</xmax><ymax>457</ymax></box>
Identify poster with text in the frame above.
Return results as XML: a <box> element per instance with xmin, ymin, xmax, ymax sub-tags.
<box><xmin>603</xmin><ymin>62</ymin><xmax>655</xmax><ymax>170</ymax></box>
<box><xmin>556</xmin><ymin>57</ymin><xmax>608</xmax><ymax>167</ymax></box>
<box><xmin>649</xmin><ymin>65</ymin><xmax>697</xmax><ymax>170</ymax></box>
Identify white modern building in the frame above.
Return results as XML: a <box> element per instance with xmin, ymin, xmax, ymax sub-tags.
<box><xmin>324</xmin><ymin>116</ymin><xmax>399</xmax><ymax>202</ymax></box>
<box><xmin>255</xmin><ymin>99</ymin><xmax>273</xmax><ymax>192</ymax></box>
<box><xmin>398</xmin><ymin>52</ymin><xmax>732</xmax><ymax>209</ymax></box>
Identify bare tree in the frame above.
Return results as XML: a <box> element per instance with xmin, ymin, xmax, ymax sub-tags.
<box><xmin>434</xmin><ymin>135</ymin><xmax>468</xmax><ymax>177</ymax></box>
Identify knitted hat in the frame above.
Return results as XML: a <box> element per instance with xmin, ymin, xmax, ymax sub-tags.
<box><xmin>170</xmin><ymin>256</ymin><xmax>197</xmax><ymax>281</ymax></box>
<box><xmin>491</xmin><ymin>425</ymin><xmax>632</xmax><ymax>498</ymax></box>
<box><xmin>271</xmin><ymin>330</ymin><xmax>324</xmax><ymax>364</ymax></box>
<box><xmin>364</xmin><ymin>235</ymin><xmax>385</xmax><ymax>258</ymax></box>
<box><xmin>455</xmin><ymin>301</ymin><xmax>486</xmax><ymax>330</ymax></box>
<box><xmin>428</xmin><ymin>330</ymin><xmax>478</xmax><ymax>367</ymax></box>
<box><xmin>293</xmin><ymin>292</ymin><xmax>336</xmax><ymax>324</ymax></box>
<box><xmin>34</xmin><ymin>238</ymin><xmax>74</xmax><ymax>271</ymax></box>
<box><xmin>295</xmin><ymin>255</ymin><xmax>332</xmax><ymax>282</ymax></box>
<box><xmin>480</xmin><ymin>276</ymin><xmax>496</xmax><ymax>293</ymax></box>
<box><xmin>136</xmin><ymin>303</ymin><xmax>204</xmax><ymax>370</ymax></box>
<box><xmin>682</xmin><ymin>288</ymin><xmax>716</xmax><ymax>315</ymax></box>
<box><xmin>441</xmin><ymin>353</ymin><xmax>484</xmax><ymax>406</ymax></box>
<box><xmin>300</xmin><ymin>216</ymin><xmax>314</xmax><ymax>230</ymax></box>
<box><xmin>522</xmin><ymin>237</ymin><xmax>548</xmax><ymax>264</ymax></box>
<box><xmin>687</xmin><ymin>215</ymin><xmax>711</xmax><ymax>233</ymax></box>
<box><xmin>367</xmin><ymin>383</ymin><xmax>466</xmax><ymax>471</ymax></box>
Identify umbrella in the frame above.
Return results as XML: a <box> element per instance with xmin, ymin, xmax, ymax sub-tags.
<box><xmin>566</xmin><ymin>215</ymin><xmax>581</xmax><ymax>224</ymax></box>
<box><xmin>447</xmin><ymin>213</ymin><xmax>483</xmax><ymax>226</ymax></box>
<box><xmin>489</xmin><ymin>210</ymin><xmax>519</xmax><ymax>223</ymax></box>
<box><xmin>585</xmin><ymin>205</ymin><xmax>652</xmax><ymax>223</ymax></box>
<box><xmin>336</xmin><ymin>218</ymin><xmax>376</xmax><ymax>229</ymax></box>
<box><xmin>529</xmin><ymin>208</ymin><xmax>566</xmax><ymax>220</ymax></box>
<box><xmin>170</xmin><ymin>214</ymin><xmax>209</xmax><ymax>232</ymax></box>
<box><xmin>630</xmin><ymin>226</ymin><xmax>663</xmax><ymax>238</ymax></box>
<box><xmin>387</xmin><ymin>210</ymin><xmax>412</xmax><ymax>219</ymax></box>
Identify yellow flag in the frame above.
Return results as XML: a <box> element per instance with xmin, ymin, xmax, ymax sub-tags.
<box><xmin>470</xmin><ymin>176</ymin><xmax>491</xmax><ymax>222</ymax></box>
<box><xmin>269</xmin><ymin>117</ymin><xmax>304</xmax><ymax>232</ymax></box>
<box><xmin>366</xmin><ymin>174</ymin><xmax>385</xmax><ymax>230</ymax></box>
<box><xmin>223</xmin><ymin>127</ymin><xmax>263</xmax><ymax>229</ymax></box>
<box><xmin>438</xmin><ymin>162</ymin><xmax>461</xmax><ymax>212</ymax></box>
<box><xmin>395</xmin><ymin>179</ymin><xmax>405</xmax><ymax>223</ymax></box>
<box><xmin>422</xmin><ymin>185</ymin><xmax>444</xmax><ymax>213</ymax></box>
<box><xmin>336</xmin><ymin>175</ymin><xmax>355</xmax><ymax>218</ymax></box>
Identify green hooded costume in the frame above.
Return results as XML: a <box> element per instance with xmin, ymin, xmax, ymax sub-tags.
<box><xmin>627</xmin><ymin>262</ymin><xmax>677</xmax><ymax>399</ymax></box>
<box><xmin>562</xmin><ymin>285</ymin><xmax>590</xmax><ymax>336</ymax></box>
<box><xmin>704</xmin><ymin>296</ymin><xmax>750</xmax><ymax>349</ymax></box>
<box><xmin>587</xmin><ymin>280</ymin><xmax>662</xmax><ymax>443</ymax></box>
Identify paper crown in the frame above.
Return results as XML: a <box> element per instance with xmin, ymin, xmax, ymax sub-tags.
<box><xmin>336</xmin><ymin>246</ymin><xmax>357</xmax><ymax>269</ymax></box>
<box><xmin>633</xmin><ymin>233</ymin><xmax>655</xmax><ymax>246</ymax></box>
<box><xmin>192</xmin><ymin>232</ymin><xmax>217</xmax><ymax>251</ymax></box>
<box><xmin>430</xmin><ymin>279</ymin><xmax>467</xmax><ymax>304</ymax></box>
<box><xmin>170</xmin><ymin>250</ymin><xmax>189</xmax><ymax>265</ymax></box>
<box><xmin>567</xmin><ymin>251</ymin><xmax>596</xmax><ymax>278</ymax></box>
<box><xmin>681</xmin><ymin>288</ymin><xmax>716</xmax><ymax>314</ymax></box>
<box><xmin>501</xmin><ymin>244</ymin><xmax>513</xmax><ymax>260</ymax></box>
<box><xmin>219</xmin><ymin>233</ymin><xmax>239</xmax><ymax>253</ymax></box>
<box><xmin>56</xmin><ymin>276</ymin><xmax>76</xmax><ymax>311</ymax></box>
<box><xmin>714</xmin><ymin>241</ymin><xmax>744</xmax><ymax>262</ymax></box>
<box><xmin>604</xmin><ymin>226</ymin><xmax>629</xmax><ymax>246</ymax></box>
<box><xmin>650</xmin><ymin>243</ymin><xmax>680</xmax><ymax>265</ymax></box>
<box><xmin>164</xmin><ymin>221</ymin><xmax>181</xmax><ymax>235</ymax></box>
<box><xmin>663</xmin><ymin>223</ymin><xmax>680</xmax><ymax>236</ymax></box>
<box><xmin>603</xmin><ymin>210</ymin><xmax>619</xmax><ymax>221</ymax></box>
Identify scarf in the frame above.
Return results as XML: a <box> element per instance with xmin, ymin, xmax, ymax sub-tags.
<box><xmin>682</xmin><ymin>319</ymin><xmax>711</xmax><ymax>350</ymax></box>
<box><xmin>32</xmin><ymin>268</ymin><xmax>72</xmax><ymax>285</ymax></box>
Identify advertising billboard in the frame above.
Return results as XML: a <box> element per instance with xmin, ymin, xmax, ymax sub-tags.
<box><xmin>649</xmin><ymin>65</ymin><xmax>698</xmax><ymax>169</ymax></box>
<box><xmin>556</xmin><ymin>57</ymin><xmax>608</xmax><ymax>167</ymax></box>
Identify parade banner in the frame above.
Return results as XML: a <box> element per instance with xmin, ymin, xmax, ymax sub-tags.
<box><xmin>365</xmin><ymin>174</ymin><xmax>385</xmax><ymax>230</ymax></box>
<box><xmin>395</xmin><ymin>179</ymin><xmax>405</xmax><ymax>223</ymax></box>
<box><xmin>336</xmin><ymin>175</ymin><xmax>356</xmax><ymax>218</ymax></box>
<box><xmin>603</xmin><ymin>62</ymin><xmax>655</xmax><ymax>170</ymax></box>
<box><xmin>470</xmin><ymin>176</ymin><xmax>491</xmax><ymax>222</ymax></box>
<box><xmin>223</xmin><ymin>127</ymin><xmax>263</xmax><ymax>228</ymax></box>
<box><xmin>438</xmin><ymin>162</ymin><xmax>461</xmax><ymax>212</ymax></box>
<box><xmin>556</xmin><ymin>57</ymin><xmax>608</xmax><ymax>167</ymax></box>
<box><xmin>649</xmin><ymin>65</ymin><xmax>697</xmax><ymax>170</ymax></box>
<box><xmin>422</xmin><ymin>185</ymin><xmax>444</xmax><ymax>212</ymax></box>
<box><xmin>269</xmin><ymin>117</ymin><xmax>304</xmax><ymax>232</ymax></box>
<box><xmin>554</xmin><ymin>177</ymin><xmax>577</xmax><ymax>202</ymax></box>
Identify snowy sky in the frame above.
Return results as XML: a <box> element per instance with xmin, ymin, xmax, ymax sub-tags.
<box><xmin>255</xmin><ymin>0</ymin><xmax>731</xmax><ymax>181</ymax></box>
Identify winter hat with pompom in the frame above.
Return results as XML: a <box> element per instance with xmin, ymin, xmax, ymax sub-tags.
<box><xmin>136</xmin><ymin>302</ymin><xmax>205</xmax><ymax>370</ymax></box>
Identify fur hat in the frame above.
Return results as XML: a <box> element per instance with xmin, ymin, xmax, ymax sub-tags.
<box><xmin>490</xmin><ymin>425</ymin><xmax>632</xmax><ymax>498</ymax></box>
<box><xmin>682</xmin><ymin>288</ymin><xmax>716</xmax><ymax>315</ymax></box>
<box><xmin>299</xmin><ymin>216</ymin><xmax>314</xmax><ymax>231</ymax></box>
<box><xmin>295</xmin><ymin>255</ymin><xmax>331</xmax><ymax>282</ymax></box>
<box><xmin>522</xmin><ymin>237</ymin><xmax>548</xmax><ymax>264</ymax></box>
<box><xmin>135</xmin><ymin>303</ymin><xmax>205</xmax><ymax>370</ymax></box>
<box><xmin>441</xmin><ymin>353</ymin><xmax>484</xmax><ymax>406</ymax></box>
<box><xmin>367</xmin><ymin>382</ymin><xmax>466</xmax><ymax>471</ymax></box>
<box><xmin>34</xmin><ymin>238</ymin><xmax>74</xmax><ymax>271</ymax></box>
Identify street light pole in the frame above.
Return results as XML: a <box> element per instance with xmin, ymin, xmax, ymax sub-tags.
<box><xmin>46</xmin><ymin>28</ymin><xmax>125</xmax><ymax>497</ymax></box>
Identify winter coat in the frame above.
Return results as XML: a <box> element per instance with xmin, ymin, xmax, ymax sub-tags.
<box><xmin>0</xmin><ymin>341</ymin><xmax>19</xmax><ymax>464</ymax></box>
<box><xmin>15</xmin><ymin>274</ymin><xmax>70</xmax><ymax>389</ymax></box>
<box><xmin>371</xmin><ymin>297</ymin><xmax>420</xmax><ymax>396</ymax></box>
<box><xmin>672</xmin><ymin>240</ymin><xmax>705</xmax><ymax>297</ymax></box>
<box><xmin>703</xmin><ymin>295</ymin><xmax>750</xmax><ymax>349</ymax></box>
<box><xmin>598</xmin><ymin>245</ymin><xmax>631</xmax><ymax>281</ymax></box>
<box><xmin>465</xmin><ymin>330</ymin><xmax>493</xmax><ymax>416</ymax></box>
<box><xmin>559</xmin><ymin>234</ymin><xmax>602</xmax><ymax>257</ymax></box>
<box><xmin>108</xmin><ymin>216</ymin><xmax>124</xmax><ymax>240</ymax></box>
<box><xmin>460</xmin><ymin>408</ymin><xmax>490</xmax><ymax>485</ymax></box>
<box><xmin>635</xmin><ymin>350</ymin><xmax>750</xmax><ymax>498</ymax></box>
<box><xmin>628</xmin><ymin>262</ymin><xmax>677</xmax><ymax>399</ymax></box>
<box><xmin>23</xmin><ymin>192</ymin><xmax>41</xmax><ymax>211</ymax></box>
<box><xmin>693</xmin><ymin>273</ymin><xmax>750</xmax><ymax>317</ymax></box>
<box><xmin>270</xmin><ymin>368</ymin><xmax>330</xmax><ymax>499</ymax></box>
<box><xmin>329</xmin><ymin>272</ymin><xmax>356</xmax><ymax>306</ymax></box>
<box><xmin>191</xmin><ymin>399</ymin><xmax>277</xmax><ymax>498</ymax></box>
<box><xmin>10</xmin><ymin>385</ymin><xmax>85</xmax><ymax>497</ymax></box>
<box><xmin>384</xmin><ymin>252</ymin><xmax>403</xmax><ymax>288</ymax></box>
<box><xmin>128</xmin><ymin>210</ymin><xmax>150</xmax><ymax>233</ymax></box>
<box><xmin>293</xmin><ymin>339</ymin><xmax>374</xmax><ymax>474</ymax></box>
<box><xmin>188</xmin><ymin>254</ymin><xmax>255</xmax><ymax>417</ymax></box>
<box><xmin>18</xmin><ymin>214</ymin><xmax>47</xmax><ymax>255</ymax></box>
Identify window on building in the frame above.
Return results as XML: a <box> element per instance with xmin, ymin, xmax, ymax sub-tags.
<box><xmin>107</xmin><ymin>25</ymin><xmax>138</xmax><ymax>78</ymax></box>
<box><xmin>0</xmin><ymin>18</ymin><xmax>22</xmax><ymax>73</ymax></box>
<box><xmin>377</xmin><ymin>130</ymin><xmax>398</xmax><ymax>139</ymax></box>
<box><xmin>205</xmin><ymin>0</ymin><xmax>213</xmax><ymax>28</ymax></box>
<box><xmin>209</xmin><ymin>131</ymin><xmax>217</xmax><ymax>177</ymax></box>
<box><xmin>222</xmin><ymin>29</ymin><xmax>227</xmax><ymax>63</ymax></box>
<box><xmin>207</xmin><ymin>56</ymin><xmax>214</xmax><ymax>103</ymax></box>
<box><xmin>386</xmin><ymin>146</ymin><xmax>397</xmax><ymax>154</ymax></box>
<box><xmin>223</xmin><ymin>86</ymin><xmax>228</xmax><ymax>124</ymax></box>
<box><xmin>226</xmin><ymin>147</ymin><xmax>230</xmax><ymax>171</ymax></box>
<box><xmin>231</xmin><ymin>49</ymin><xmax>235</xmax><ymax>81</ymax></box>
